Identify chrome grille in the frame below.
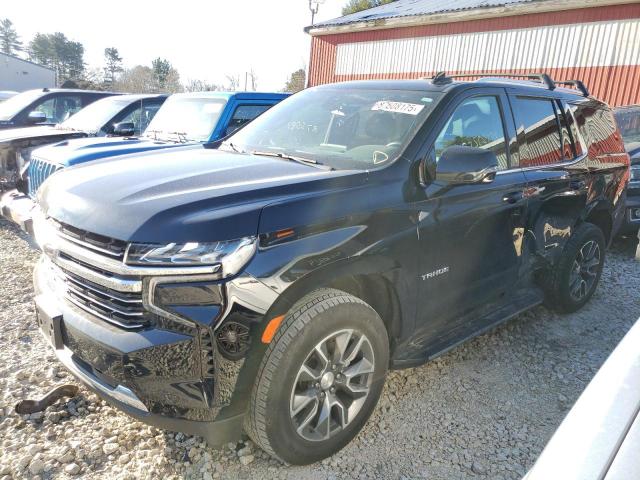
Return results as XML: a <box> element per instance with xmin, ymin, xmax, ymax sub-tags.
<box><xmin>59</xmin><ymin>267</ymin><xmax>149</xmax><ymax>329</ymax></box>
<box><xmin>51</xmin><ymin>220</ymin><xmax>128</xmax><ymax>259</ymax></box>
<box><xmin>28</xmin><ymin>157</ymin><xmax>63</xmax><ymax>197</ymax></box>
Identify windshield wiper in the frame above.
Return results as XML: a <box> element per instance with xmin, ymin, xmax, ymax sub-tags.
<box><xmin>144</xmin><ymin>129</ymin><xmax>163</xmax><ymax>140</ymax></box>
<box><xmin>250</xmin><ymin>150</ymin><xmax>332</xmax><ymax>169</ymax></box>
<box><xmin>167</xmin><ymin>131</ymin><xmax>192</xmax><ymax>143</ymax></box>
<box><xmin>223</xmin><ymin>142</ymin><xmax>243</xmax><ymax>153</ymax></box>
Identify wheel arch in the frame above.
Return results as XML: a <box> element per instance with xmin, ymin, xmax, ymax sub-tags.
<box><xmin>262</xmin><ymin>255</ymin><xmax>406</xmax><ymax>353</ymax></box>
<box><xmin>582</xmin><ymin>198</ymin><xmax>614</xmax><ymax>245</ymax></box>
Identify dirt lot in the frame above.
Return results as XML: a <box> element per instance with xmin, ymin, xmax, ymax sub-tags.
<box><xmin>1</xmin><ymin>217</ymin><xmax>639</xmax><ymax>480</ymax></box>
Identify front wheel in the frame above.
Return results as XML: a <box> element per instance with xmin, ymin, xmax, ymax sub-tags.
<box><xmin>542</xmin><ymin>222</ymin><xmax>606</xmax><ymax>313</ymax></box>
<box><xmin>245</xmin><ymin>289</ymin><xmax>389</xmax><ymax>465</ymax></box>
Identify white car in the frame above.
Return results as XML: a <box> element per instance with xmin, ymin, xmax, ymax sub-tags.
<box><xmin>0</xmin><ymin>91</ymin><xmax>17</xmax><ymax>102</ymax></box>
<box><xmin>525</xmin><ymin>318</ymin><xmax>640</xmax><ymax>479</ymax></box>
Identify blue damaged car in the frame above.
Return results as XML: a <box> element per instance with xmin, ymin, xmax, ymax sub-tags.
<box><xmin>1</xmin><ymin>91</ymin><xmax>288</xmax><ymax>233</ymax></box>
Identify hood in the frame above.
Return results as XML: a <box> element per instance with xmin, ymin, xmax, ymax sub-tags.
<box><xmin>0</xmin><ymin>125</ymin><xmax>87</xmax><ymax>144</ymax></box>
<box><xmin>39</xmin><ymin>148</ymin><xmax>364</xmax><ymax>243</ymax></box>
<box><xmin>33</xmin><ymin>136</ymin><xmax>193</xmax><ymax>167</ymax></box>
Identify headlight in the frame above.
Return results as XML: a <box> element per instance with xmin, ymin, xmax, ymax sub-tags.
<box><xmin>631</xmin><ymin>165</ymin><xmax>640</xmax><ymax>182</ymax></box>
<box><xmin>125</xmin><ymin>237</ymin><xmax>257</xmax><ymax>276</ymax></box>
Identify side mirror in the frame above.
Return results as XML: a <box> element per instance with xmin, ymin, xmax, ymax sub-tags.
<box><xmin>112</xmin><ymin>122</ymin><xmax>136</xmax><ymax>137</ymax></box>
<box><xmin>436</xmin><ymin>146</ymin><xmax>499</xmax><ymax>185</ymax></box>
<box><xmin>27</xmin><ymin>111</ymin><xmax>47</xmax><ymax>124</ymax></box>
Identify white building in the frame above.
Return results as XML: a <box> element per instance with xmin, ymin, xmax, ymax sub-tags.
<box><xmin>0</xmin><ymin>52</ymin><xmax>56</xmax><ymax>91</ymax></box>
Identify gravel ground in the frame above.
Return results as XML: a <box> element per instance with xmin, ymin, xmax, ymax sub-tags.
<box><xmin>1</xmin><ymin>217</ymin><xmax>639</xmax><ymax>480</ymax></box>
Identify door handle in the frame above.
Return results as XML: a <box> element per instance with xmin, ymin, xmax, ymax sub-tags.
<box><xmin>503</xmin><ymin>191</ymin><xmax>523</xmax><ymax>204</ymax></box>
<box><xmin>570</xmin><ymin>179</ymin><xmax>586</xmax><ymax>190</ymax></box>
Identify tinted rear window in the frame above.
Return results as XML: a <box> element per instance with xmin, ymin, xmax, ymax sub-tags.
<box><xmin>514</xmin><ymin>97</ymin><xmax>563</xmax><ymax>167</ymax></box>
<box><xmin>573</xmin><ymin>103</ymin><xmax>626</xmax><ymax>156</ymax></box>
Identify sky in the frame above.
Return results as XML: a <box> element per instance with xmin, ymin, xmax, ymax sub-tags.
<box><xmin>2</xmin><ymin>0</ymin><xmax>345</xmax><ymax>91</ymax></box>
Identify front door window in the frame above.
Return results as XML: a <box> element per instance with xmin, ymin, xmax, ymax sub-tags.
<box><xmin>434</xmin><ymin>96</ymin><xmax>508</xmax><ymax>169</ymax></box>
<box><xmin>33</xmin><ymin>95</ymin><xmax>83</xmax><ymax>123</ymax></box>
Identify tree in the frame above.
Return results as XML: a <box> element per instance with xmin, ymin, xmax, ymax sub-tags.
<box><xmin>342</xmin><ymin>0</ymin><xmax>396</xmax><ymax>15</ymax></box>
<box><xmin>61</xmin><ymin>67</ymin><xmax>105</xmax><ymax>90</ymax></box>
<box><xmin>114</xmin><ymin>65</ymin><xmax>156</xmax><ymax>93</ymax></box>
<box><xmin>225</xmin><ymin>74</ymin><xmax>240</xmax><ymax>91</ymax></box>
<box><xmin>0</xmin><ymin>19</ymin><xmax>22</xmax><ymax>55</ymax></box>
<box><xmin>28</xmin><ymin>32</ymin><xmax>85</xmax><ymax>83</ymax></box>
<box><xmin>150</xmin><ymin>57</ymin><xmax>182</xmax><ymax>93</ymax></box>
<box><xmin>115</xmin><ymin>62</ymin><xmax>183</xmax><ymax>94</ymax></box>
<box><xmin>152</xmin><ymin>57</ymin><xmax>172</xmax><ymax>88</ymax></box>
<box><xmin>184</xmin><ymin>79</ymin><xmax>223</xmax><ymax>92</ymax></box>
<box><xmin>103</xmin><ymin>47</ymin><xmax>123</xmax><ymax>87</ymax></box>
<box><xmin>247</xmin><ymin>69</ymin><xmax>258</xmax><ymax>91</ymax></box>
<box><xmin>283</xmin><ymin>68</ymin><xmax>306</xmax><ymax>93</ymax></box>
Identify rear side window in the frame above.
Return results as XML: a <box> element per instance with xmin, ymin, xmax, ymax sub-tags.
<box><xmin>225</xmin><ymin>104</ymin><xmax>272</xmax><ymax>136</ymax></box>
<box><xmin>514</xmin><ymin>97</ymin><xmax>564</xmax><ymax>167</ymax></box>
<box><xmin>563</xmin><ymin>103</ymin><xmax>585</xmax><ymax>157</ymax></box>
<box><xmin>556</xmin><ymin>103</ymin><xmax>576</xmax><ymax>159</ymax></box>
<box><xmin>433</xmin><ymin>95</ymin><xmax>508</xmax><ymax>169</ymax></box>
<box><xmin>573</xmin><ymin>103</ymin><xmax>626</xmax><ymax>156</ymax></box>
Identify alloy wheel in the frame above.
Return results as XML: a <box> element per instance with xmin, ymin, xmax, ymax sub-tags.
<box><xmin>569</xmin><ymin>240</ymin><xmax>601</xmax><ymax>301</ymax></box>
<box><xmin>289</xmin><ymin>329</ymin><xmax>375</xmax><ymax>442</ymax></box>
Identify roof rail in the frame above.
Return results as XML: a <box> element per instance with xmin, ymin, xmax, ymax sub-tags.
<box><xmin>428</xmin><ymin>72</ymin><xmax>591</xmax><ymax>97</ymax></box>
<box><xmin>431</xmin><ymin>71</ymin><xmax>452</xmax><ymax>85</ymax></box>
<box><xmin>555</xmin><ymin>80</ymin><xmax>590</xmax><ymax>97</ymax></box>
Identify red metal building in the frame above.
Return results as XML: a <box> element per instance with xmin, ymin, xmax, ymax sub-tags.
<box><xmin>306</xmin><ymin>0</ymin><xmax>640</xmax><ymax>106</ymax></box>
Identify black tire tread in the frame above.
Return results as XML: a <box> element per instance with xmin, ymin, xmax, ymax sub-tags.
<box><xmin>244</xmin><ymin>288</ymin><xmax>376</xmax><ymax>462</ymax></box>
<box><xmin>542</xmin><ymin>222</ymin><xmax>605</xmax><ymax>313</ymax></box>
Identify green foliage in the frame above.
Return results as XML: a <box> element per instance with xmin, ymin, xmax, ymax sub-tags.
<box><xmin>284</xmin><ymin>68</ymin><xmax>306</xmax><ymax>93</ymax></box>
<box><xmin>0</xmin><ymin>18</ymin><xmax>22</xmax><ymax>55</ymax></box>
<box><xmin>103</xmin><ymin>47</ymin><xmax>123</xmax><ymax>86</ymax></box>
<box><xmin>28</xmin><ymin>32</ymin><xmax>85</xmax><ymax>83</ymax></box>
<box><xmin>342</xmin><ymin>0</ymin><xmax>396</xmax><ymax>15</ymax></box>
<box><xmin>152</xmin><ymin>57</ymin><xmax>172</xmax><ymax>89</ymax></box>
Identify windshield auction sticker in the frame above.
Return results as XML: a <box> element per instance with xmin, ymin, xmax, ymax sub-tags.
<box><xmin>372</xmin><ymin>101</ymin><xmax>425</xmax><ymax>115</ymax></box>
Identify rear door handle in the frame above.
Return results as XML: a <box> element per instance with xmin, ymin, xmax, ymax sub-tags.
<box><xmin>570</xmin><ymin>180</ymin><xmax>586</xmax><ymax>190</ymax></box>
<box><xmin>503</xmin><ymin>191</ymin><xmax>523</xmax><ymax>204</ymax></box>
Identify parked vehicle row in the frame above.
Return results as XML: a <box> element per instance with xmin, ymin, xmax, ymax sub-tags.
<box><xmin>0</xmin><ymin>88</ymin><xmax>114</xmax><ymax>130</ymax></box>
<box><xmin>17</xmin><ymin>73</ymin><xmax>628</xmax><ymax>464</ymax></box>
<box><xmin>0</xmin><ymin>91</ymin><xmax>288</xmax><ymax>234</ymax></box>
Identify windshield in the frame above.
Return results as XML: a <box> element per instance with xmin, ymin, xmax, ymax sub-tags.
<box><xmin>60</xmin><ymin>96</ymin><xmax>131</xmax><ymax>133</ymax></box>
<box><xmin>614</xmin><ymin>106</ymin><xmax>640</xmax><ymax>146</ymax></box>
<box><xmin>0</xmin><ymin>90</ymin><xmax>45</xmax><ymax>121</ymax></box>
<box><xmin>143</xmin><ymin>96</ymin><xmax>227</xmax><ymax>142</ymax></box>
<box><xmin>223</xmin><ymin>87</ymin><xmax>439</xmax><ymax>170</ymax></box>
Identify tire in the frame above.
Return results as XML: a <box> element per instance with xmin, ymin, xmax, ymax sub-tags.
<box><xmin>542</xmin><ymin>222</ymin><xmax>606</xmax><ymax>313</ymax></box>
<box><xmin>245</xmin><ymin>288</ymin><xmax>389</xmax><ymax>465</ymax></box>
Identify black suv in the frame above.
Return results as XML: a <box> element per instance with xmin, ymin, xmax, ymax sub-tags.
<box><xmin>32</xmin><ymin>74</ymin><xmax>629</xmax><ymax>465</ymax></box>
<box><xmin>0</xmin><ymin>88</ymin><xmax>114</xmax><ymax>130</ymax></box>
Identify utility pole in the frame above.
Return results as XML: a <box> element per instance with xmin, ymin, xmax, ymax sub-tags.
<box><xmin>306</xmin><ymin>0</ymin><xmax>325</xmax><ymax>89</ymax></box>
<box><xmin>309</xmin><ymin>0</ymin><xmax>325</xmax><ymax>25</ymax></box>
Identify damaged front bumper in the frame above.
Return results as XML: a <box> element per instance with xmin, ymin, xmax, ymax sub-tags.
<box><xmin>0</xmin><ymin>189</ymin><xmax>36</xmax><ymax>234</ymax></box>
<box><xmin>32</xmin><ymin>252</ymin><xmax>256</xmax><ymax>446</ymax></box>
